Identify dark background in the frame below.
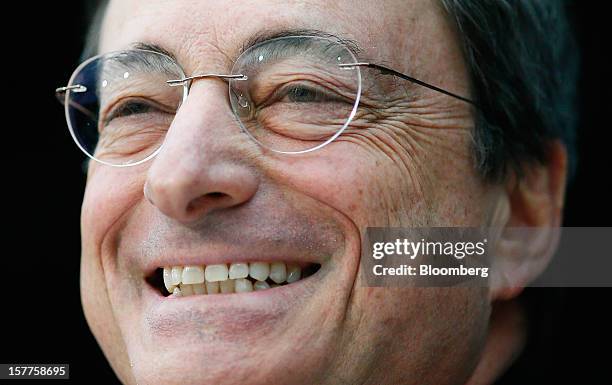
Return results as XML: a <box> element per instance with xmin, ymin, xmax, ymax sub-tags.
<box><xmin>2</xmin><ymin>1</ymin><xmax>610</xmax><ymax>384</ymax></box>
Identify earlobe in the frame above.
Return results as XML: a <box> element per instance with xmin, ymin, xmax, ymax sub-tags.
<box><xmin>488</xmin><ymin>140</ymin><xmax>568</xmax><ymax>300</ymax></box>
<box><xmin>490</xmin><ymin>225</ymin><xmax>561</xmax><ymax>300</ymax></box>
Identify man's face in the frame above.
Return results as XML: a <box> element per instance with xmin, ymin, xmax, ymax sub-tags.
<box><xmin>81</xmin><ymin>0</ymin><xmax>496</xmax><ymax>384</ymax></box>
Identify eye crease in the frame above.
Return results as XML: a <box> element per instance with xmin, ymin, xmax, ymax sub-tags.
<box><xmin>105</xmin><ymin>100</ymin><xmax>154</xmax><ymax>122</ymax></box>
<box><xmin>286</xmin><ymin>85</ymin><xmax>320</xmax><ymax>103</ymax></box>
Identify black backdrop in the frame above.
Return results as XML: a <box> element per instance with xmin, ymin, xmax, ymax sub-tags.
<box><xmin>2</xmin><ymin>1</ymin><xmax>610</xmax><ymax>384</ymax></box>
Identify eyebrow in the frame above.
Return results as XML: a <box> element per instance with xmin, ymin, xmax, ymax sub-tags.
<box><xmin>132</xmin><ymin>42</ymin><xmax>176</xmax><ymax>60</ymax></box>
<box><xmin>240</xmin><ymin>28</ymin><xmax>362</xmax><ymax>57</ymax></box>
<box><xmin>130</xmin><ymin>28</ymin><xmax>363</xmax><ymax>65</ymax></box>
<box><xmin>102</xmin><ymin>45</ymin><xmax>179</xmax><ymax>76</ymax></box>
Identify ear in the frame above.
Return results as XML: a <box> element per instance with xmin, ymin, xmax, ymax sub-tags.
<box><xmin>488</xmin><ymin>140</ymin><xmax>568</xmax><ymax>300</ymax></box>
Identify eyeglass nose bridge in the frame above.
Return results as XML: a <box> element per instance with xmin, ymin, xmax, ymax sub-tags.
<box><xmin>164</xmin><ymin>72</ymin><xmax>254</xmax><ymax>142</ymax></box>
<box><xmin>166</xmin><ymin>73</ymin><xmax>248</xmax><ymax>87</ymax></box>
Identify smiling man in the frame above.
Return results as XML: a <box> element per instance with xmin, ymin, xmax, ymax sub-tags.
<box><xmin>58</xmin><ymin>0</ymin><xmax>576</xmax><ymax>384</ymax></box>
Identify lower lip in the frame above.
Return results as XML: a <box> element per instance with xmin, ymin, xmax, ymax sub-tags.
<box><xmin>142</xmin><ymin>271</ymin><xmax>321</xmax><ymax>337</ymax></box>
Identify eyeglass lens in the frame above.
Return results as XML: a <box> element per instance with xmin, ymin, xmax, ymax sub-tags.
<box><xmin>63</xmin><ymin>36</ymin><xmax>361</xmax><ymax>166</ymax></box>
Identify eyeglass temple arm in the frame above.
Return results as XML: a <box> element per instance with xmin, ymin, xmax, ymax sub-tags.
<box><xmin>54</xmin><ymin>85</ymin><xmax>97</xmax><ymax>121</ymax></box>
<box><xmin>55</xmin><ymin>85</ymin><xmax>87</xmax><ymax>104</ymax></box>
<box><xmin>341</xmin><ymin>62</ymin><xmax>478</xmax><ymax>107</ymax></box>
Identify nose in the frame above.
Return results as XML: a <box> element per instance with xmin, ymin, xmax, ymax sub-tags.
<box><xmin>144</xmin><ymin>82</ymin><xmax>259</xmax><ymax>223</ymax></box>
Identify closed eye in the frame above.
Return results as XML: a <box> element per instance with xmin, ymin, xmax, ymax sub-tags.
<box><xmin>259</xmin><ymin>82</ymin><xmax>351</xmax><ymax>108</ymax></box>
<box><xmin>103</xmin><ymin>99</ymin><xmax>155</xmax><ymax>125</ymax></box>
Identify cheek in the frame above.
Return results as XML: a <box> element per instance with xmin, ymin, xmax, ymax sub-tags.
<box><xmin>81</xmin><ymin>166</ymin><xmax>147</xmax><ymax>253</ymax></box>
<box><xmin>80</xmin><ymin>166</ymin><xmax>146</xmax><ymax>385</ymax></box>
<box><xmin>335</xmin><ymin>118</ymin><xmax>488</xmax><ymax>225</ymax></box>
<box><xmin>345</xmin><ymin>287</ymin><xmax>490</xmax><ymax>385</ymax></box>
<box><xmin>80</xmin><ymin>166</ymin><xmax>147</xmax><ymax>308</ymax></box>
<box><xmin>270</xmin><ymin>147</ymin><xmax>407</xmax><ymax>229</ymax></box>
<box><xmin>268</xmin><ymin>130</ymin><xmax>466</xmax><ymax>231</ymax></box>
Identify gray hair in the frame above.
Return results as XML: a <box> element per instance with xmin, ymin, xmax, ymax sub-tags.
<box><xmin>83</xmin><ymin>0</ymin><xmax>578</xmax><ymax>182</ymax></box>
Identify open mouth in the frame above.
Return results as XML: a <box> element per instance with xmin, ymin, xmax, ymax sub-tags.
<box><xmin>147</xmin><ymin>262</ymin><xmax>321</xmax><ymax>297</ymax></box>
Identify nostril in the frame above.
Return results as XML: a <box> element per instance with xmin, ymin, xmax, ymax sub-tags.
<box><xmin>143</xmin><ymin>182</ymin><xmax>155</xmax><ymax>205</ymax></box>
<box><xmin>186</xmin><ymin>192</ymin><xmax>228</xmax><ymax>214</ymax></box>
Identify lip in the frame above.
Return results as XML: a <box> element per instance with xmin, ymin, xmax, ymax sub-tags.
<box><xmin>141</xmin><ymin>260</ymin><xmax>326</xmax><ymax>337</ymax></box>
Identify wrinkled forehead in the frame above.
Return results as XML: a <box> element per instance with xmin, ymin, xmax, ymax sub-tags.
<box><xmin>99</xmin><ymin>0</ymin><xmax>462</xmax><ymax>78</ymax></box>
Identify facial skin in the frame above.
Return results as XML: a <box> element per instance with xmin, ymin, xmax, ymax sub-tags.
<box><xmin>80</xmin><ymin>0</ymin><xmax>567</xmax><ymax>384</ymax></box>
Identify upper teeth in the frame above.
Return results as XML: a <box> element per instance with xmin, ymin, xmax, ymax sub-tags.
<box><xmin>162</xmin><ymin>262</ymin><xmax>302</xmax><ymax>296</ymax></box>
